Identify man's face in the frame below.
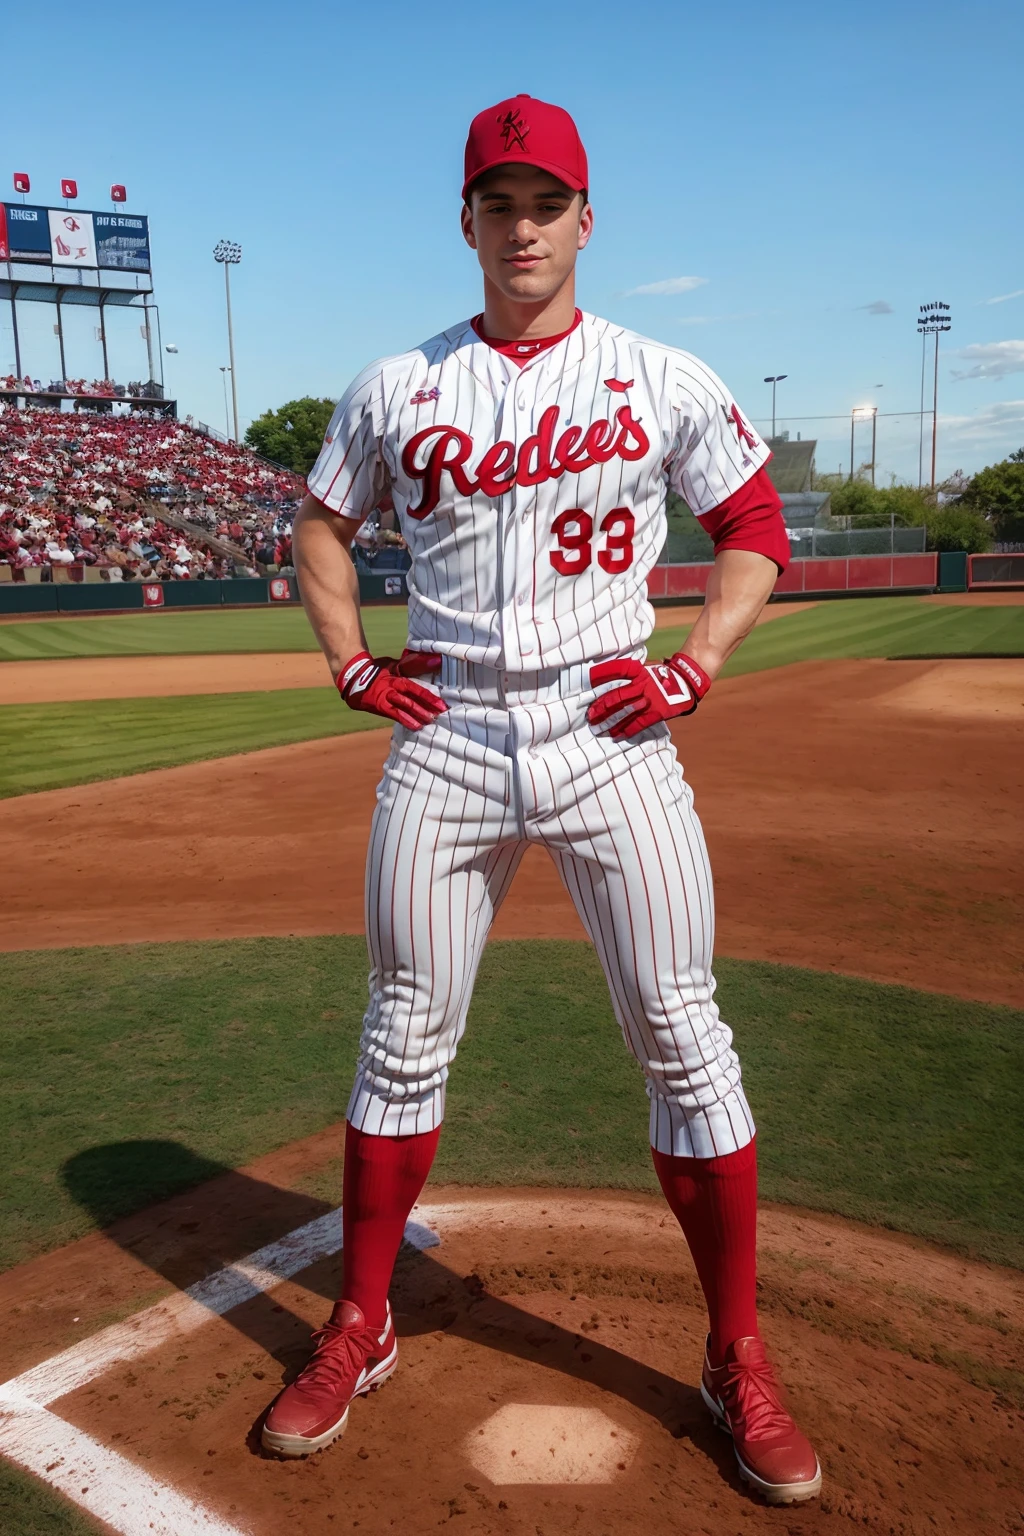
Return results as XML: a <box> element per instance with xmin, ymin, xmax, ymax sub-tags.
<box><xmin>461</xmin><ymin>164</ymin><xmax>593</xmax><ymax>305</ymax></box>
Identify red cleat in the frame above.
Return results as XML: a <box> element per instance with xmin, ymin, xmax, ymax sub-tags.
<box><xmin>261</xmin><ymin>1300</ymin><xmax>397</xmax><ymax>1458</ymax></box>
<box><xmin>701</xmin><ymin>1335</ymin><xmax>821</xmax><ymax>1504</ymax></box>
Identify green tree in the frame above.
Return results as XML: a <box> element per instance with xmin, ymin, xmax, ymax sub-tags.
<box><xmin>919</xmin><ymin>504</ymin><xmax>991</xmax><ymax>553</ymax></box>
<box><xmin>245</xmin><ymin>397</ymin><xmax>337</xmax><ymax>476</ymax></box>
<box><xmin>958</xmin><ymin>455</ymin><xmax>1024</xmax><ymax>542</ymax></box>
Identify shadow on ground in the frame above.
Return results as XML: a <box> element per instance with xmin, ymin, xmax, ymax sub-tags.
<box><xmin>61</xmin><ymin>1140</ymin><xmax>723</xmax><ymax>1468</ymax></box>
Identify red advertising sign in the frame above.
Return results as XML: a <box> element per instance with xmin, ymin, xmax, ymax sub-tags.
<box><xmin>142</xmin><ymin>583</ymin><xmax>164</xmax><ymax>607</ymax></box>
<box><xmin>268</xmin><ymin>577</ymin><xmax>291</xmax><ymax>602</ymax></box>
<box><xmin>13</xmin><ymin>172</ymin><xmax>30</xmax><ymax>194</ymax></box>
<box><xmin>60</xmin><ymin>178</ymin><xmax>78</xmax><ymax>200</ymax></box>
<box><xmin>110</xmin><ymin>184</ymin><xmax>126</xmax><ymax>203</ymax></box>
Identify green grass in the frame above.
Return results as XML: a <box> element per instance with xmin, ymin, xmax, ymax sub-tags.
<box><xmin>655</xmin><ymin>594</ymin><xmax>1024</xmax><ymax>677</ymax></box>
<box><xmin>0</xmin><ymin>689</ymin><xmax>387</xmax><ymax>798</ymax></box>
<box><xmin>2</xmin><ymin>595</ymin><xmax>1021</xmax><ymax>669</ymax></box>
<box><xmin>1</xmin><ymin>937</ymin><xmax>1020</xmax><ymax>1274</ymax></box>
<box><xmin>0</xmin><ymin>1464</ymin><xmax>99</xmax><ymax>1535</ymax></box>
<box><xmin>0</xmin><ymin>605</ymin><xmax>409</xmax><ymax>662</ymax></box>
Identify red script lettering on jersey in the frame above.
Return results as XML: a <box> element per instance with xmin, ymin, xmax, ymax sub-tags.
<box><xmin>401</xmin><ymin>404</ymin><xmax>650</xmax><ymax>519</ymax></box>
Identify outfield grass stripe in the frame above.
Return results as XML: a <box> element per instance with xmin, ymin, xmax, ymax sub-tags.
<box><xmin>0</xmin><ymin>607</ymin><xmax>410</xmax><ymax>662</ymax></box>
<box><xmin>0</xmin><ymin>690</ymin><xmax>384</xmax><ymax>799</ymax></box>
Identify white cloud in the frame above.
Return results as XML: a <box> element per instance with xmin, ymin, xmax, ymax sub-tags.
<box><xmin>950</xmin><ymin>341</ymin><xmax>1024</xmax><ymax>381</ymax></box>
<box><xmin>940</xmin><ymin>400</ymin><xmax>1024</xmax><ymax>441</ymax></box>
<box><xmin>981</xmin><ymin>289</ymin><xmax>1024</xmax><ymax>305</ymax></box>
<box><xmin>624</xmin><ymin>275</ymin><xmax>708</xmax><ymax>297</ymax></box>
<box><xmin>859</xmin><ymin>300</ymin><xmax>893</xmax><ymax>315</ymax></box>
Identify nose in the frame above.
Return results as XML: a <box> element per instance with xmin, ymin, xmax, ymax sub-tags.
<box><xmin>509</xmin><ymin>219</ymin><xmax>539</xmax><ymax>246</ymax></box>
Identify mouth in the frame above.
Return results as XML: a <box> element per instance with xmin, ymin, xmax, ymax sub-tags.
<box><xmin>505</xmin><ymin>254</ymin><xmax>545</xmax><ymax>269</ymax></box>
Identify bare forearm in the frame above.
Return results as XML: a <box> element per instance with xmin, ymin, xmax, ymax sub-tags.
<box><xmin>293</xmin><ymin>495</ymin><xmax>366</xmax><ymax>679</ymax></box>
<box><xmin>682</xmin><ymin>548</ymin><xmax>778</xmax><ymax>681</ymax></box>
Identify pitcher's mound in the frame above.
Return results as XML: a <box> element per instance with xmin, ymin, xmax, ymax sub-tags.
<box><xmin>41</xmin><ymin>1189</ymin><xmax>1022</xmax><ymax>1535</ymax></box>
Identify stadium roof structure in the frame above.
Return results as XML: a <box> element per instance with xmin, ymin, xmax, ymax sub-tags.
<box><xmin>765</xmin><ymin>437</ymin><xmax>816</xmax><ymax>494</ymax></box>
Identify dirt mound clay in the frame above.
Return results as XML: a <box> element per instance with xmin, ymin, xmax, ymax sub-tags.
<box><xmin>2</xmin><ymin>1168</ymin><xmax>1020</xmax><ymax>1535</ymax></box>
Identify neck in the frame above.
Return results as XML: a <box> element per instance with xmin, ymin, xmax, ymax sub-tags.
<box><xmin>480</xmin><ymin>271</ymin><xmax>578</xmax><ymax>341</ymax></box>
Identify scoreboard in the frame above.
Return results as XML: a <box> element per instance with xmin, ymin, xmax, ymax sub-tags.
<box><xmin>0</xmin><ymin>204</ymin><xmax>150</xmax><ymax>272</ymax></box>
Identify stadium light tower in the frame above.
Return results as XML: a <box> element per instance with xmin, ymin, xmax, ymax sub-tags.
<box><xmin>763</xmin><ymin>375</ymin><xmax>787</xmax><ymax>440</ymax></box>
<box><xmin>917</xmin><ymin>302</ymin><xmax>952</xmax><ymax>488</ymax></box>
<box><xmin>213</xmin><ymin>240</ymin><xmax>242</xmax><ymax>443</ymax></box>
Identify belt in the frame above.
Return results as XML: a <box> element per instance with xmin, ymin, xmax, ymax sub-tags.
<box><xmin>438</xmin><ymin>656</ymin><xmax>594</xmax><ymax>703</ymax></box>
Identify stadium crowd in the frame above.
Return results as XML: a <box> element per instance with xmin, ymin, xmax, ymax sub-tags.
<box><xmin>0</xmin><ymin>374</ymin><xmax>165</xmax><ymax>401</ymax></box>
<box><xmin>0</xmin><ymin>406</ymin><xmax>303</xmax><ymax>580</ymax></box>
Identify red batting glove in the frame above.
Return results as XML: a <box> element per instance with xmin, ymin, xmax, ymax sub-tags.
<box><xmin>587</xmin><ymin>651</ymin><xmax>712</xmax><ymax>739</ymax></box>
<box><xmin>336</xmin><ymin>648</ymin><xmax>447</xmax><ymax>730</ymax></box>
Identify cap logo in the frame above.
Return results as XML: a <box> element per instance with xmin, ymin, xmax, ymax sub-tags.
<box><xmin>497</xmin><ymin>106</ymin><xmax>529</xmax><ymax>153</ymax></box>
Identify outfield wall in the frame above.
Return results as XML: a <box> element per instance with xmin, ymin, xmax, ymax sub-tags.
<box><xmin>648</xmin><ymin>552</ymin><xmax>939</xmax><ymax>600</ymax></box>
<box><xmin>0</xmin><ymin>571</ymin><xmax>407</xmax><ymax>615</ymax></box>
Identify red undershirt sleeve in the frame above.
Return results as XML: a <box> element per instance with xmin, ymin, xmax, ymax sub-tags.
<box><xmin>695</xmin><ymin>465</ymin><xmax>791</xmax><ymax>572</ymax></box>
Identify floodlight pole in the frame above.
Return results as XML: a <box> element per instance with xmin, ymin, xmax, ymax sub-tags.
<box><xmin>224</xmin><ymin>264</ymin><xmax>239</xmax><ymax>442</ymax></box>
<box><xmin>213</xmin><ymin>241</ymin><xmax>242</xmax><ymax>442</ymax></box>
<box><xmin>849</xmin><ymin>413</ymin><xmax>855</xmax><ymax>482</ymax></box>
<box><xmin>917</xmin><ymin>302</ymin><xmax>951</xmax><ymax>490</ymax></box>
<box><xmin>870</xmin><ymin>408</ymin><xmax>877</xmax><ymax>487</ymax></box>
<box><xmin>918</xmin><ymin>330</ymin><xmax>927</xmax><ymax>489</ymax></box>
<box><xmin>931</xmin><ymin>329</ymin><xmax>940</xmax><ymax>490</ymax></box>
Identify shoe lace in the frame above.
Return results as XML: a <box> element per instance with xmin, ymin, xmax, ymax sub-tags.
<box><xmin>721</xmin><ymin>1352</ymin><xmax>795</xmax><ymax>1443</ymax></box>
<box><xmin>298</xmin><ymin>1320</ymin><xmax>377</xmax><ymax>1394</ymax></box>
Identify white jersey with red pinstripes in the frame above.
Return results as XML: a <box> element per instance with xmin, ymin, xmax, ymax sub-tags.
<box><xmin>307</xmin><ymin>310</ymin><xmax>769</xmax><ymax>670</ymax></box>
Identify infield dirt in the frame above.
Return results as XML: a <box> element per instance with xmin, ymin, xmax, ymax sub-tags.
<box><xmin>2</xmin><ymin>657</ymin><xmax>1021</xmax><ymax>1005</ymax></box>
<box><xmin>1</xmin><ymin>1122</ymin><xmax>1020</xmax><ymax>1536</ymax></box>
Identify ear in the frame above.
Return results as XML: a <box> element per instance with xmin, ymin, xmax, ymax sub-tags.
<box><xmin>460</xmin><ymin>202</ymin><xmax>478</xmax><ymax>250</ymax></box>
<box><xmin>577</xmin><ymin>202</ymin><xmax>594</xmax><ymax>252</ymax></box>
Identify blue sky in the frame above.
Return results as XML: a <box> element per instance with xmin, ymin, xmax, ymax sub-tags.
<box><xmin>4</xmin><ymin>0</ymin><xmax>1022</xmax><ymax>483</ymax></box>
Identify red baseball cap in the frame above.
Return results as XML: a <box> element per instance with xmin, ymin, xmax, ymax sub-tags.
<box><xmin>463</xmin><ymin>94</ymin><xmax>588</xmax><ymax>200</ymax></box>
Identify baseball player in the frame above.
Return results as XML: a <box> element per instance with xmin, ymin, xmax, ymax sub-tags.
<box><xmin>261</xmin><ymin>95</ymin><xmax>820</xmax><ymax>1504</ymax></box>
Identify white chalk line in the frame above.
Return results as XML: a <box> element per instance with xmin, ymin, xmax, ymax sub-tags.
<box><xmin>0</xmin><ymin>1206</ymin><xmax>442</xmax><ymax>1536</ymax></box>
<box><xmin>0</xmin><ymin>1194</ymin><xmax>639</xmax><ymax>1535</ymax></box>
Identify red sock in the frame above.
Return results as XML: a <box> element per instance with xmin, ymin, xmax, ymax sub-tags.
<box><xmin>652</xmin><ymin>1137</ymin><xmax>759</xmax><ymax>1365</ymax></box>
<box><xmin>339</xmin><ymin>1120</ymin><xmax>441</xmax><ymax>1328</ymax></box>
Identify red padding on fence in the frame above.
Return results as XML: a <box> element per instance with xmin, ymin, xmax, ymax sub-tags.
<box><xmin>654</xmin><ymin>552</ymin><xmax>937</xmax><ymax>598</ymax></box>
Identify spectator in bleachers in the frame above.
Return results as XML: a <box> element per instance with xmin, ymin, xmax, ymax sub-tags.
<box><xmin>0</xmin><ymin>406</ymin><xmax>302</xmax><ymax>578</ymax></box>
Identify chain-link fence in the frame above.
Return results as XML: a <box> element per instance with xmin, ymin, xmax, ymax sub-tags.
<box><xmin>787</xmin><ymin>526</ymin><xmax>927</xmax><ymax>558</ymax></box>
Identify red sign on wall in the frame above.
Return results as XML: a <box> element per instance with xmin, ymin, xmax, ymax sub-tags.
<box><xmin>268</xmin><ymin>577</ymin><xmax>291</xmax><ymax>602</ymax></box>
<box><xmin>110</xmin><ymin>184</ymin><xmax>127</xmax><ymax>203</ymax></box>
<box><xmin>142</xmin><ymin>583</ymin><xmax>165</xmax><ymax>607</ymax></box>
<box><xmin>60</xmin><ymin>178</ymin><xmax>78</xmax><ymax>200</ymax></box>
<box><xmin>13</xmin><ymin>172</ymin><xmax>30</xmax><ymax>194</ymax></box>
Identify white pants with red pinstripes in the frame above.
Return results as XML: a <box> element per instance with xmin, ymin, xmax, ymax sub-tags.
<box><xmin>347</xmin><ymin>657</ymin><xmax>755</xmax><ymax>1159</ymax></box>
